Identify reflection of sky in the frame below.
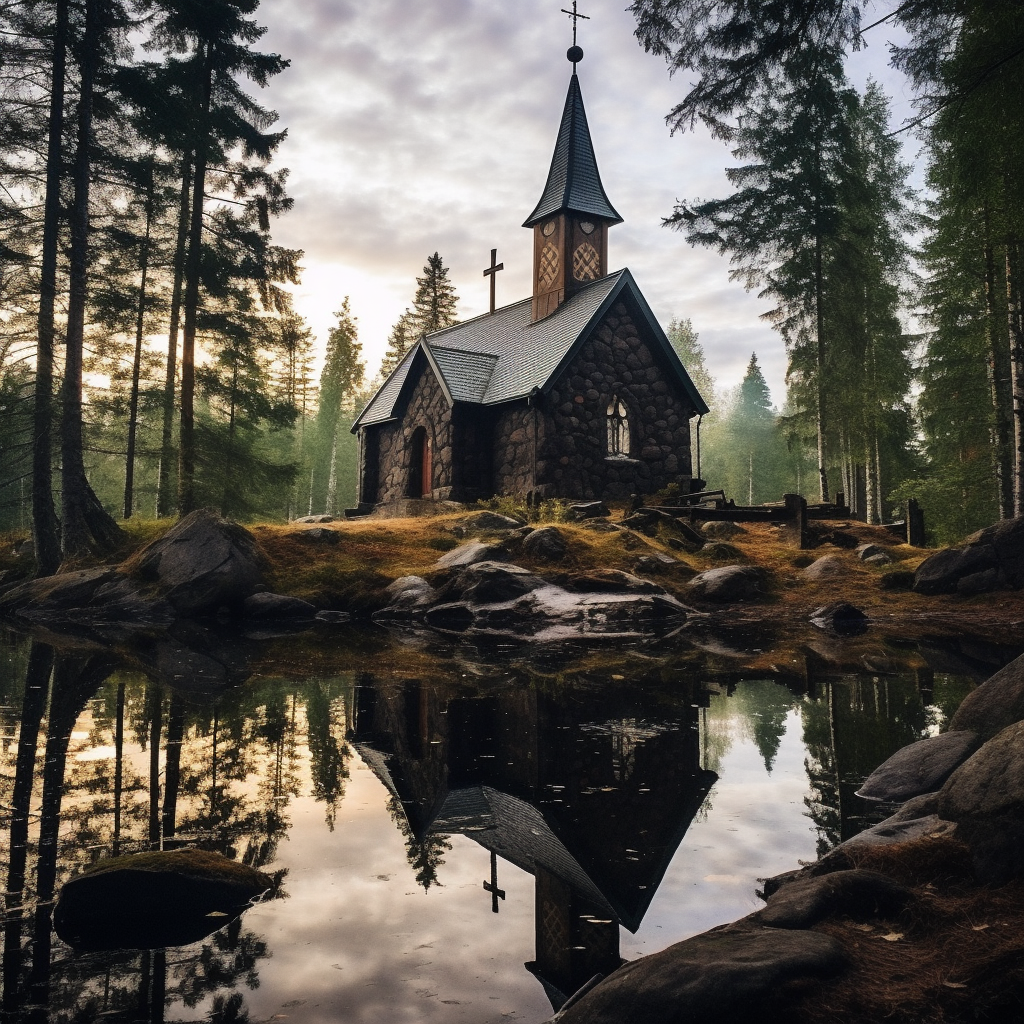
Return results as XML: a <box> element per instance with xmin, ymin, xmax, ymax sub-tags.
<box><xmin>626</xmin><ymin>707</ymin><xmax>815</xmax><ymax>959</ymax></box>
<box><xmin>240</xmin><ymin>759</ymin><xmax>552</xmax><ymax>1024</ymax></box>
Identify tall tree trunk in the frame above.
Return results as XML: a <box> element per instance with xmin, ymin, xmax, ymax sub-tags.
<box><xmin>221</xmin><ymin>368</ymin><xmax>237</xmax><ymax>516</ymax></box>
<box><xmin>814</xmin><ymin>229</ymin><xmax>830</xmax><ymax>503</ymax></box>
<box><xmin>326</xmin><ymin>423</ymin><xmax>339</xmax><ymax>516</ymax></box>
<box><xmin>874</xmin><ymin>433</ymin><xmax>883</xmax><ymax>524</ymax></box>
<box><xmin>162</xmin><ymin>695</ymin><xmax>185</xmax><ymax>841</ymax></box>
<box><xmin>61</xmin><ymin>0</ymin><xmax>121</xmax><ymax>558</ymax></box>
<box><xmin>31</xmin><ymin>0</ymin><xmax>69</xmax><ymax>577</ymax></box>
<box><xmin>864</xmin><ymin>432</ymin><xmax>876</xmax><ymax>524</ymax></box>
<box><xmin>156</xmin><ymin>156</ymin><xmax>191</xmax><ymax>518</ymax></box>
<box><xmin>984</xmin><ymin>202</ymin><xmax>1014</xmax><ymax>518</ymax></box>
<box><xmin>178</xmin><ymin>47</ymin><xmax>215</xmax><ymax>516</ymax></box>
<box><xmin>124</xmin><ymin>161</ymin><xmax>156</xmax><ymax>519</ymax></box>
<box><xmin>1006</xmin><ymin>239</ymin><xmax>1024</xmax><ymax>516</ymax></box>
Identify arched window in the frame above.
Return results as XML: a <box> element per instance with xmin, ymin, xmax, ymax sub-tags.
<box><xmin>607</xmin><ymin>396</ymin><xmax>630</xmax><ymax>458</ymax></box>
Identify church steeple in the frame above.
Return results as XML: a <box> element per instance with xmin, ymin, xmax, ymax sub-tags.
<box><xmin>526</xmin><ymin>50</ymin><xmax>621</xmax><ymax>320</ymax></box>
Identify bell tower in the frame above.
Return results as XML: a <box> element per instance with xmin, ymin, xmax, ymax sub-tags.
<box><xmin>524</xmin><ymin>43</ymin><xmax>622</xmax><ymax>321</ymax></box>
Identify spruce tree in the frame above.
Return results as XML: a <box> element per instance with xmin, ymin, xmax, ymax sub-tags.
<box><xmin>410</xmin><ymin>252</ymin><xmax>459</xmax><ymax>335</ymax></box>
<box><xmin>379</xmin><ymin>308</ymin><xmax>416</xmax><ymax>379</ymax></box>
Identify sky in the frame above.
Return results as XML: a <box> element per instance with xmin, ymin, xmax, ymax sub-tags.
<box><xmin>254</xmin><ymin>1</ymin><xmax>922</xmax><ymax>406</ymax></box>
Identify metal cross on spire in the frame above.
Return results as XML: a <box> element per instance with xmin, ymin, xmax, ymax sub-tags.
<box><xmin>483</xmin><ymin>248</ymin><xmax>504</xmax><ymax>314</ymax></box>
<box><xmin>561</xmin><ymin>1</ymin><xmax>590</xmax><ymax>46</ymax></box>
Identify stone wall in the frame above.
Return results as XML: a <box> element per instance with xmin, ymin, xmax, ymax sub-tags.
<box><xmin>366</xmin><ymin>352</ymin><xmax>454</xmax><ymax>504</ymax></box>
<box><xmin>538</xmin><ymin>300</ymin><xmax>695</xmax><ymax>500</ymax></box>
<box><xmin>491</xmin><ymin>403</ymin><xmax>537</xmax><ymax>497</ymax></box>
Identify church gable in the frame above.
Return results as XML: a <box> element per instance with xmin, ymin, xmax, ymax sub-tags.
<box><xmin>367</xmin><ymin>348</ymin><xmax>454</xmax><ymax>504</ymax></box>
<box><xmin>537</xmin><ymin>298</ymin><xmax>697</xmax><ymax>500</ymax></box>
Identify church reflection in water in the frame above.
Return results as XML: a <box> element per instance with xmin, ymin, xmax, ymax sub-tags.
<box><xmin>0</xmin><ymin>628</ymin><xmax>982</xmax><ymax>1021</ymax></box>
<box><xmin>352</xmin><ymin>676</ymin><xmax>717</xmax><ymax>1007</ymax></box>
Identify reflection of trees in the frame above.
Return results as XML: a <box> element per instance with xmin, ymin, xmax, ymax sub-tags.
<box><xmin>801</xmin><ymin>675</ymin><xmax>930</xmax><ymax>855</ymax></box>
<box><xmin>700</xmin><ymin>679</ymin><xmax>798</xmax><ymax>776</ymax></box>
<box><xmin>386</xmin><ymin>794</ymin><xmax>451</xmax><ymax>891</ymax></box>
<box><xmin>306</xmin><ymin>679</ymin><xmax>352</xmax><ymax>830</ymax></box>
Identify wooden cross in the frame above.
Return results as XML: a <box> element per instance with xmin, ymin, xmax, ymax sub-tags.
<box><xmin>483</xmin><ymin>248</ymin><xmax>504</xmax><ymax>314</ymax></box>
<box><xmin>561</xmin><ymin>1</ymin><xmax>590</xmax><ymax>46</ymax></box>
<box><xmin>483</xmin><ymin>850</ymin><xmax>506</xmax><ymax>913</ymax></box>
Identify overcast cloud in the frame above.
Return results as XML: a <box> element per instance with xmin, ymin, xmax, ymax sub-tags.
<box><xmin>255</xmin><ymin>1</ymin><xmax>920</xmax><ymax>404</ymax></box>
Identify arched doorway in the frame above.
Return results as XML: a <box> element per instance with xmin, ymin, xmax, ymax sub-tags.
<box><xmin>409</xmin><ymin>427</ymin><xmax>432</xmax><ymax>498</ymax></box>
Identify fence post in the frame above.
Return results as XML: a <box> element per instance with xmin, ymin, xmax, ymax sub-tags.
<box><xmin>783</xmin><ymin>493</ymin><xmax>808</xmax><ymax>550</ymax></box>
<box><xmin>907</xmin><ymin>498</ymin><xmax>925</xmax><ymax>547</ymax></box>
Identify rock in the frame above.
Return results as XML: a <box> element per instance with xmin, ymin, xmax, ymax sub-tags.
<box><xmin>856</xmin><ymin>731</ymin><xmax>980</xmax><ymax>802</ymax></box>
<box><xmin>957</xmin><ymin>568</ymin><xmax>999</xmax><ymax>595</ymax></box>
<box><xmin>453</xmin><ymin>561</ymin><xmax>546</xmax><ymax>604</ymax></box>
<box><xmin>701</xmin><ymin>542</ymin><xmax>742</xmax><ymax>561</ymax></box>
<box><xmin>810</xmin><ymin>602</ymin><xmax>868</xmax><ymax>635</ymax></box>
<box><xmin>435</xmin><ymin>541</ymin><xmax>505</xmax><ymax>568</ymax></box>
<box><xmin>565</xmin><ymin>570</ymin><xmax>665</xmax><ymax>595</ymax></box>
<box><xmin>243</xmin><ymin>592</ymin><xmax>317</xmax><ymax>620</ymax></box>
<box><xmin>948</xmin><ymin>651</ymin><xmax>1024</xmax><ymax>740</ymax></box>
<box><xmin>424</xmin><ymin>583</ymin><xmax>690</xmax><ymax>640</ymax></box>
<box><xmin>801</xmin><ymin>555</ymin><xmax>848</xmax><ymax>581</ymax></box>
<box><xmin>963</xmin><ymin>516</ymin><xmax>1024</xmax><ymax>588</ymax></box>
<box><xmin>939</xmin><ymin>720</ymin><xmax>1024</xmax><ymax>821</ymax></box>
<box><xmin>757</xmin><ymin>869</ymin><xmax>911</xmax><ymax>929</ymax></box>
<box><xmin>0</xmin><ymin>567</ymin><xmax>118</xmax><ymax>614</ymax></box>
<box><xmin>566</xmin><ymin>500</ymin><xmax>610</xmax><ymax>521</ymax></box>
<box><xmin>701</xmin><ymin>520</ymin><xmax>746</xmax><ymax>540</ymax></box>
<box><xmin>372</xmin><ymin>575</ymin><xmax>437</xmax><ymax>619</ymax></box>
<box><xmin>864</xmin><ymin>553</ymin><xmax>893</xmax><ymax>566</ymax></box>
<box><xmin>856</xmin><ymin>543</ymin><xmax>888</xmax><ymax>561</ymax></box>
<box><xmin>294</xmin><ymin>514</ymin><xmax>334</xmax><ymax>524</ymax></box>
<box><xmin>688</xmin><ymin>565</ymin><xmax>765</xmax><ymax>602</ymax></box>
<box><xmin>453</xmin><ymin>511</ymin><xmax>525</xmax><ymax>536</ymax></box>
<box><xmin>621</xmin><ymin>508</ymin><xmax>702</xmax><ymax>545</ymax></box>
<box><xmin>938</xmin><ymin>720</ymin><xmax>1024</xmax><ymax>882</ymax></box>
<box><xmin>634</xmin><ymin>553</ymin><xmax>678</xmax><ymax>575</ymax></box>
<box><xmin>522</xmin><ymin>526</ymin><xmax>568</xmax><ymax>561</ymax></box>
<box><xmin>581</xmin><ymin>520</ymin><xmax>621</xmax><ymax>534</ymax></box>
<box><xmin>314</xmin><ymin>609</ymin><xmax>351</xmax><ymax>624</ymax></box>
<box><xmin>54</xmin><ymin>849</ymin><xmax>273</xmax><ymax>951</ymax></box>
<box><xmin>913</xmin><ymin>544</ymin><xmax>999</xmax><ymax>595</ymax></box>
<box><xmin>556</xmin><ymin>926</ymin><xmax>845</xmax><ymax>1024</ymax></box>
<box><xmin>292</xmin><ymin>527</ymin><xmax>340</xmax><ymax>544</ymax></box>
<box><xmin>132</xmin><ymin>508</ymin><xmax>265</xmax><ymax>615</ymax></box>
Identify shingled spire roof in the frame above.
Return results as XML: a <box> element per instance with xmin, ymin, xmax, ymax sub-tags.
<box><xmin>523</xmin><ymin>73</ymin><xmax>622</xmax><ymax>228</ymax></box>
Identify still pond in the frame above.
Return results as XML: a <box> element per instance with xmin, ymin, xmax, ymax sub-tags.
<box><xmin>0</xmin><ymin>626</ymin><xmax>1014</xmax><ymax>1023</ymax></box>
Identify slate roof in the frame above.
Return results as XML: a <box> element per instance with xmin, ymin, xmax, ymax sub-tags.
<box><xmin>524</xmin><ymin>73</ymin><xmax>622</xmax><ymax>228</ymax></box>
<box><xmin>352</xmin><ymin>269</ymin><xmax>709</xmax><ymax>430</ymax></box>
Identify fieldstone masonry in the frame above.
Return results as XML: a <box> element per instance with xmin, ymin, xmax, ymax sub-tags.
<box><xmin>359</xmin><ymin>301</ymin><xmax>696</xmax><ymax>506</ymax></box>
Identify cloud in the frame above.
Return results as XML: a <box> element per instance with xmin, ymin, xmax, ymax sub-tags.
<box><xmin>255</xmin><ymin>0</ymin><xmax>915</xmax><ymax>403</ymax></box>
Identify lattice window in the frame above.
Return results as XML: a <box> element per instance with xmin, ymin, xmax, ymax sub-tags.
<box><xmin>573</xmin><ymin>242</ymin><xmax>600</xmax><ymax>281</ymax></box>
<box><xmin>538</xmin><ymin>243</ymin><xmax>560</xmax><ymax>290</ymax></box>
<box><xmin>607</xmin><ymin>397</ymin><xmax>630</xmax><ymax>457</ymax></box>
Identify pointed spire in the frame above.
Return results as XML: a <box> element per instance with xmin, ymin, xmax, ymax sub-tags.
<box><xmin>523</xmin><ymin>73</ymin><xmax>622</xmax><ymax>228</ymax></box>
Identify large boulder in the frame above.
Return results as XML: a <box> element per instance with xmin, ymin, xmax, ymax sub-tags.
<box><xmin>913</xmin><ymin>544</ymin><xmax>998</xmax><ymax>595</ymax></box>
<box><xmin>54</xmin><ymin>849</ymin><xmax>273</xmax><ymax>950</ymax></box>
<box><xmin>688</xmin><ymin>566</ymin><xmax>765</xmax><ymax>602</ymax></box>
<box><xmin>450</xmin><ymin>560</ymin><xmax>547</xmax><ymax>605</ymax></box>
<box><xmin>856</xmin><ymin>730</ymin><xmax>980</xmax><ymax>802</ymax></box>
<box><xmin>948</xmin><ymin>651</ymin><xmax>1024</xmax><ymax>741</ymax></box>
<box><xmin>810</xmin><ymin>602</ymin><xmax>868</xmax><ymax>635</ymax></box>
<box><xmin>452</xmin><ymin>511</ymin><xmax>525</xmax><ymax>537</ymax></box>
<box><xmin>372</xmin><ymin>576</ymin><xmax>437</xmax><ymax>619</ymax></box>
<box><xmin>701</xmin><ymin>520</ymin><xmax>746</xmax><ymax>540</ymax></box>
<box><xmin>757</xmin><ymin>869</ymin><xmax>910</xmax><ymax>929</ymax></box>
<box><xmin>938</xmin><ymin>720</ymin><xmax>1024</xmax><ymax>882</ymax></box>
<box><xmin>521</xmin><ymin>526</ymin><xmax>568</xmax><ymax>561</ymax></box>
<box><xmin>556</xmin><ymin>925</ymin><xmax>845</xmax><ymax>1024</ymax></box>
<box><xmin>963</xmin><ymin>516</ymin><xmax>1024</xmax><ymax>588</ymax></box>
<box><xmin>131</xmin><ymin>509</ymin><xmax>265</xmax><ymax>615</ymax></box>
<box><xmin>801</xmin><ymin>555</ymin><xmax>849</xmax><ymax>581</ymax></box>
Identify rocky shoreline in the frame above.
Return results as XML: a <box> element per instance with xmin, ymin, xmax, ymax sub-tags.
<box><xmin>545</xmin><ymin>651</ymin><xmax>1024</xmax><ymax>1024</ymax></box>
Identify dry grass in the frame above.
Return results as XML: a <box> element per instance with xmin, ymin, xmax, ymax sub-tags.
<box><xmin>788</xmin><ymin>838</ymin><xmax>1024</xmax><ymax>1023</ymax></box>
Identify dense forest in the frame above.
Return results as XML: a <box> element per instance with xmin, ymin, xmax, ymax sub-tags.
<box><xmin>643</xmin><ymin>0</ymin><xmax>1024</xmax><ymax>543</ymax></box>
<box><xmin>0</xmin><ymin>1</ymin><xmax>1021</xmax><ymax>575</ymax></box>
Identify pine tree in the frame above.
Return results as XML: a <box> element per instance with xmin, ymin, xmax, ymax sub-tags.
<box><xmin>316</xmin><ymin>299</ymin><xmax>364</xmax><ymax>516</ymax></box>
<box><xmin>410</xmin><ymin>252</ymin><xmax>459</xmax><ymax>335</ymax></box>
<box><xmin>379</xmin><ymin>308</ymin><xmax>416</xmax><ymax>379</ymax></box>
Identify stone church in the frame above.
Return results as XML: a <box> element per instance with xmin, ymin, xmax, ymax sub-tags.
<box><xmin>351</xmin><ymin>53</ymin><xmax>708</xmax><ymax>511</ymax></box>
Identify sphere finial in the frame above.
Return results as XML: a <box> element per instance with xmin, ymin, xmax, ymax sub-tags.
<box><xmin>567</xmin><ymin>45</ymin><xmax>584</xmax><ymax>65</ymax></box>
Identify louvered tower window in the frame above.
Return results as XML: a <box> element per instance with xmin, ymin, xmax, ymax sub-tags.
<box><xmin>607</xmin><ymin>397</ymin><xmax>630</xmax><ymax>458</ymax></box>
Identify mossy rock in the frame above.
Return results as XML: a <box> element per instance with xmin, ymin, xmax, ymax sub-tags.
<box><xmin>55</xmin><ymin>849</ymin><xmax>274</xmax><ymax>951</ymax></box>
